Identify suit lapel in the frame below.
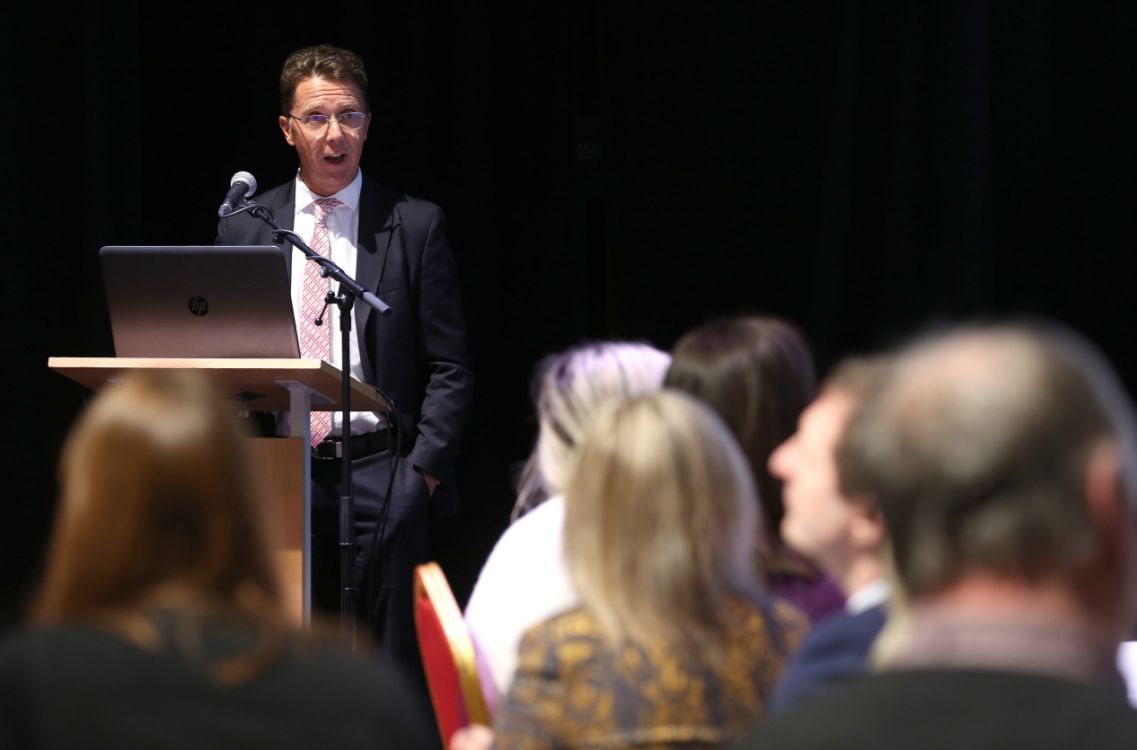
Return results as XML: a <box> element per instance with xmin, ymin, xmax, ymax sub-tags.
<box><xmin>354</xmin><ymin>177</ymin><xmax>399</xmax><ymax>321</ymax></box>
<box><xmin>266</xmin><ymin>184</ymin><xmax>297</xmax><ymax>276</ymax></box>
<box><xmin>354</xmin><ymin>176</ymin><xmax>400</xmax><ymax>379</ymax></box>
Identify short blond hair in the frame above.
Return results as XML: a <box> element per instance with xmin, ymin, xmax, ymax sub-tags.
<box><xmin>564</xmin><ymin>390</ymin><xmax>762</xmax><ymax>653</ymax></box>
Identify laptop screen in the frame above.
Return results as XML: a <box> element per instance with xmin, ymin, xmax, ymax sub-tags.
<box><xmin>100</xmin><ymin>245</ymin><xmax>301</xmax><ymax>358</ymax></box>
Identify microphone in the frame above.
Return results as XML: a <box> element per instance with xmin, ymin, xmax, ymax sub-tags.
<box><xmin>217</xmin><ymin>171</ymin><xmax>257</xmax><ymax>217</ymax></box>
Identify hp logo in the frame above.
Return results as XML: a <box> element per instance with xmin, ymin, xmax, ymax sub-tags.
<box><xmin>187</xmin><ymin>296</ymin><xmax>210</xmax><ymax>316</ymax></box>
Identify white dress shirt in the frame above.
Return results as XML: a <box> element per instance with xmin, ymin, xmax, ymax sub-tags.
<box><xmin>286</xmin><ymin>170</ymin><xmax>384</xmax><ymax>436</ymax></box>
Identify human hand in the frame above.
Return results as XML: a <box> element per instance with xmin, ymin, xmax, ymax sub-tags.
<box><xmin>416</xmin><ymin>466</ymin><xmax>440</xmax><ymax>496</ymax></box>
<box><xmin>449</xmin><ymin>724</ymin><xmax>494</xmax><ymax>750</ymax></box>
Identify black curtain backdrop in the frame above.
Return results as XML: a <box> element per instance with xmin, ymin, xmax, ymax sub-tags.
<box><xmin>2</xmin><ymin>2</ymin><xmax>1134</xmax><ymax>629</ymax></box>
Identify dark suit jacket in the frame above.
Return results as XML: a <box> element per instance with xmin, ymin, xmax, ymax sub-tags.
<box><xmin>769</xmin><ymin>603</ymin><xmax>886</xmax><ymax>715</ymax></box>
<box><xmin>216</xmin><ymin>174</ymin><xmax>474</xmax><ymax>514</ymax></box>
<box><xmin>0</xmin><ymin>612</ymin><xmax>432</xmax><ymax>749</ymax></box>
<box><xmin>736</xmin><ymin>668</ymin><xmax>1137</xmax><ymax>749</ymax></box>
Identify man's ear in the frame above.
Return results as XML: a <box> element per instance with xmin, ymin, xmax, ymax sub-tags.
<box><xmin>1083</xmin><ymin>439</ymin><xmax>1136</xmax><ymax>635</ymax></box>
<box><xmin>279</xmin><ymin>115</ymin><xmax>295</xmax><ymax>146</ymax></box>
<box><xmin>849</xmin><ymin>496</ymin><xmax>887</xmax><ymax>552</ymax></box>
<box><xmin>1086</xmin><ymin>441</ymin><xmax>1124</xmax><ymax>535</ymax></box>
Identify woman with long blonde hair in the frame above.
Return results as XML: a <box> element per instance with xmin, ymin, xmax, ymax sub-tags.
<box><xmin>489</xmin><ymin>390</ymin><xmax>807</xmax><ymax>749</ymax></box>
<box><xmin>464</xmin><ymin>341</ymin><xmax>672</xmax><ymax>702</ymax></box>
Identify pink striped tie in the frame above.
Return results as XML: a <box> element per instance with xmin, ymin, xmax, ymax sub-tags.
<box><xmin>300</xmin><ymin>197</ymin><xmax>342</xmax><ymax>446</ymax></box>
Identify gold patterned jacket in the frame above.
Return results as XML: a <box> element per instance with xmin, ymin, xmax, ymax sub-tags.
<box><xmin>492</xmin><ymin>596</ymin><xmax>808</xmax><ymax>749</ymax></box>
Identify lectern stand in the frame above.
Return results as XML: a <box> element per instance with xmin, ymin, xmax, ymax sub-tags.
<box><xmin>47</xmin><ymin>357</ymin><xmax>389</xmax><ymax>625</ymax></box>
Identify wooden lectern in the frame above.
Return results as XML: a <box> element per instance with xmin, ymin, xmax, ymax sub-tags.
<box><xmin>47</xmin><ymin>357</ymin><xmax>389</xmax><ymax>625</ymax></box>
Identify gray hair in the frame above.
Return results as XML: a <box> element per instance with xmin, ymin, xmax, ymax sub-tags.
<box><xmin>838</xmin><ymin>322</ymin><xmax>1137</xmax><ymax>598</ymax></box>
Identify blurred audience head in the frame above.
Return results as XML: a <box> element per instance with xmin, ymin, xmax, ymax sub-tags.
<box><xmin>564</xmin><ymin>390</ymin><xmax>762</xmax><ymax>653</ymax></box>
<box><xmin>770</xmin><ymin>356</ymin><xmax>891</xmax><ymax>594</ymax></box>
<box><xmin>513</xmin><ymin>341</ymin><xmax>671</xmax><ymax>520</ymax></box>
<box><xmin>839</xmin><ymin>322</ymin><xmax>1137</xmax><ymax>636</ymax></box>
<box><xmin>33</xmin><ymin>370</ymin><xmax>283</xmax><ymax>625</ymax></box>
<box><xmin>665</xmin><ymin>315</ymin><xmax>817</xmax><ymax>546</ymax></box>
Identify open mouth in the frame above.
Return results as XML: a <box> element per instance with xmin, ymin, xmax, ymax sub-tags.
<box><xmin>324</xmin><ymin>154</ymin><xmax>346</xmax><ymax>165</ymax></box>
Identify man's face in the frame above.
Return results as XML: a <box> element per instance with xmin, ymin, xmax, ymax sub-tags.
<box><xmin>279</xmin><ymin>76</ymin><xmax>371</xmax><ymax>197</ymax></box>
<box><xmin>769</xmin><ymin>388</ymin><xmax>857</xmax><ymax>577</ymax></box>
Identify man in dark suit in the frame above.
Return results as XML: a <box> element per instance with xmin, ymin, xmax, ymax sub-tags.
<box><xmin>766</xmin><ymin>357</ymin><xmax>891</xmax><ymax>714</ymax></box>
<box><xmin>736</xmin><ymin>323</ymin><xmax>1137</xmax><ymax>748</ymax></box>
<box><xmin>215</xmin><ymin>44</ymin><xmax>473</xmax><ymax>699</ymax></box>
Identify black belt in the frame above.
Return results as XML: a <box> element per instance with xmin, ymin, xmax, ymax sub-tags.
<box><xmin>312</xmin><ymin>430</ymin><xmax>393</xmax><ymax>460</ymax></box>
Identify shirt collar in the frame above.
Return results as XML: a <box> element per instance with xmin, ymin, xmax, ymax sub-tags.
<box><xmin>294</xmin><ymin>169</ymin><xmax>363</xmax><ymax>214</ymax></box>
<box><xmin>846</xmin><ymin>578</ymin><xmax>890</xmax><ymax>614</ymax></box>
<box><xmin>886</xmin><ymin>606</ymin><xmax>1123</xmax><ymax>687</ymax></box>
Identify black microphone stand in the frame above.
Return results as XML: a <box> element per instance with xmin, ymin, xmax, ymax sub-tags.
<box><xmin>225</xmin><ymin>200</ymin><xmax>391</xmax><ymax>651</ymax></box>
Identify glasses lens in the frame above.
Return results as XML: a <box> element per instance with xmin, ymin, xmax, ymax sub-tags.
<box><xmin>300</xmin><ymin>114</ymin><xmax>329</xmax><ymax>129</ymax></box>
<box><xmin>293</xmin><ymin>113</ymin><xmax>365</xmax><ymax>131</ymax></box>
<box><xmin>338</xmin><ymin>112</ymin><xmax>366</xmax><ymax>129</ymax></box>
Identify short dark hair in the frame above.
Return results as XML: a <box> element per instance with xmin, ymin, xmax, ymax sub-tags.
<box><xmin>820</xmin><ymin>354</ymin><xmax>892</xmax><ymax>511</ymax></box>
<box><xmin>279</xmin><ymin>44</ymin><xmax>370</xmax><ymax>115</ymax></box>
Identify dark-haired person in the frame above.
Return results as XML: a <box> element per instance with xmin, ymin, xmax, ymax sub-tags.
<box><xmin>215</xmin><ymin>44</ymin><xmax>474</xmax><ymax>703</ymax></box>
<box><xmin>666</xmin><ymin>316</ymin><xmax>844</xmax><ymax>624</ymax></box>
<box><xmin>766</xmin><ymin>357</ymin><xmax>891</xmax><ymax>713</ymax></box>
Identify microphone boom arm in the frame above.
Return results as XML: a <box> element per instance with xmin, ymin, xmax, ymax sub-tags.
<box><xmin>235</xmin><ymin>202</ymin><xmax>392</xmax><ymax>317</ymax></box>
<box><xmin>224</xmin><ymin>197</ymin><xmax>394</xmax><ymax>650</ymax></box>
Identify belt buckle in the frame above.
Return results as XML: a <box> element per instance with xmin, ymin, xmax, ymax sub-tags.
<box><xmin>313</xmin><ymin>440</ymin><xmax>343</xmax><ymax>460</ymax></box>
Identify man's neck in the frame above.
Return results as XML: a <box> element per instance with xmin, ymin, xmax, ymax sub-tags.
<box><xmin>885</xmin><ymin>574</ymin><xmax>1121</xmax><ymax>684</ymax></box>
<box><xmin>924</xmin><ymin>575</ymin><xmax>1094</xmax><ymax>622</ymax></box>
<box><xmin>837</xmin><ymin>554</ymin><xmax>885</xmax><ymax>600</ymax></box>
<box><xmin>298</xmin><ymin>168</ymin><xmax>360</xmax><ymax>200</ymax></box>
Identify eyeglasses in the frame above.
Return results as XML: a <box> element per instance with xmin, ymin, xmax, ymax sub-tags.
<box><xmin>288</xmin><ymin>111</ymin><xmax>368</xmax><ymax>131</ymax></box>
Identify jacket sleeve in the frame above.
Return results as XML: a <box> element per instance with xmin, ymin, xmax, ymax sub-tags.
<box><xmin>405</xmin><ymin>206</ymin><xmax>474</xmax><ymax>485</ymax></box>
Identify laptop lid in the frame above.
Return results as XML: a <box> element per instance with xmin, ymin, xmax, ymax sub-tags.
<box><xmin>100</xmin><ymin>245</ymin><xmax>301</xmax><ymax>358</ymax></box>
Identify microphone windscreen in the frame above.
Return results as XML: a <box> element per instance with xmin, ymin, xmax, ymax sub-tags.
<box><xmin>230</xmin><ymin>170</ymin><xmax>257</xmax><ymax>198</ymax></box>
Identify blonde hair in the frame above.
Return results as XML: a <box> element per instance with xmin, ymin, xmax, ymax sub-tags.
<box><xmin>512</xmin><ymin>341</ymin><xmax>671</xmax><ymax>520</ymax></box>
<box><xmin>564</xmin><ymin>390</ymin><xmax>763</xmax><ymax>654</ymax></box>
<box><xmin>32</xmin><ymin>371</ymin><xmax>288</xmax><ymax>681</ymax></box>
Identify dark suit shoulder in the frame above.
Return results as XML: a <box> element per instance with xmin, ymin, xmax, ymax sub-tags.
<box><xmin>215</xmin><ymin>180</ymin><xmax>295</xmax><ymax>245</ymax></box>
<box><xmin>0</xmin><ymin>621</ymin><xmax>431</xmax><ymax>749</ymax></box>
<box><xmin>768</xmin><ymin>605</ymin><xmax>886</xmax><ymax>715</ymax></box>
<box><xmin>798</xmin><ymin>605</ymin><xmax>886</xmax><ymax>655</ymax></box>
<box><xmin>254</xmin><ymin>180</ymin><xmax>296</xmax><ymax>205</ymax></box>
<box><xmin>741</xmin><ymin>669</ymin><xmax>1137</xmax><ymax>750</ymax></box>
<box><xmin>360</xmin><ymin>175</ymin><xmax>441</xmax><ymax>216</ymax></box>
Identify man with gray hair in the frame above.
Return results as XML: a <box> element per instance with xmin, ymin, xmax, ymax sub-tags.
<box><xmin>737</xmin><ymin>322</ymin><xmax>1137</xmax><ymax>748</ymax></box>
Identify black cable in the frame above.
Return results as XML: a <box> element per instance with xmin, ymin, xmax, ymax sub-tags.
<box><xmin>362</xmin><ymin>391</ymin><xmax>400</xmax><ymax>635</ymax></box>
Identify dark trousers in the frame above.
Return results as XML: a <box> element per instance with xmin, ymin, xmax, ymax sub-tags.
<box><xmin>310</xmin><ymin>449</ymin><xmax>437</xmax><ymax>742</ymax></box>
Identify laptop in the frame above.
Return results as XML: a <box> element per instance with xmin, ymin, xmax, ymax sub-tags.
<box><xmin>100</xmin><ymin>245</ymin><xmax>301</xmax><ymax>358</ymax></box>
